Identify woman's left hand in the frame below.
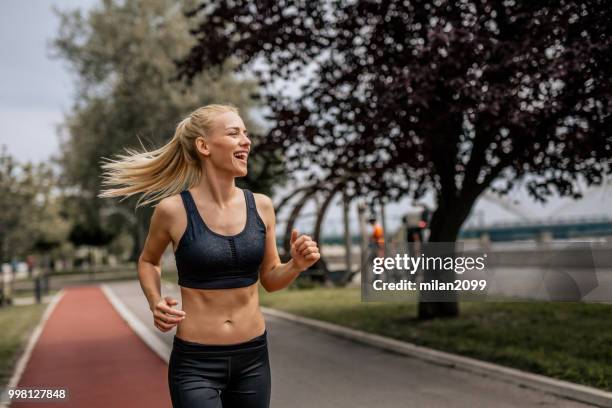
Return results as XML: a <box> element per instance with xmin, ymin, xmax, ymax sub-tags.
<box><xmin>289</xmin><ymin>229</ymin><xmax>321</xmax><ymax>272</ymax></box>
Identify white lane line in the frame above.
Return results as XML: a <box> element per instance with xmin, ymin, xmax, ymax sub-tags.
<box><xmin>101</xmin><ymin>284</ymin><xmax>171</xmax><ymax>364</ymax></box>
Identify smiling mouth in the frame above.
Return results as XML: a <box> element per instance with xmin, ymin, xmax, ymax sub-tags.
<box><xmin>233</xmin><ymin>152</ymin><xmax>248</xmax><ymax>163</ymax></box>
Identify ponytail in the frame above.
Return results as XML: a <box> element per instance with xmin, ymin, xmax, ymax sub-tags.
<box><xmin>98</xmin><ymin>104</ymin><xmax>238</xmax><ymax>208</ymax></box>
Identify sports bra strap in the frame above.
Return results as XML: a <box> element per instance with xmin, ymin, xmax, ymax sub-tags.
<box><xmin>180</xmin><ymin>190</ymin><xmax>197</xmax><ymax>216</ymax></box>
<box><xmin>244</xmin><ymin>189</ymin><xmax>256</xmax><ymax>209</ymax></box>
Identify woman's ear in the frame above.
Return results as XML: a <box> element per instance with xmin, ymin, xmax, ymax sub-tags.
<box><xmin>195</xmin><ymin>136</ymin><xmax>210</xmax><ymax>157</ymax></box>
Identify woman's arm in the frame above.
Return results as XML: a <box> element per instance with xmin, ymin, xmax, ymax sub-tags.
<box><xmin>256</xmin><ymin>193</ymin><xmax>320</xmax><ymax>292</ymax></box>
<box><xmin>138</xmin><ymin>198</ymin><xmax>186</xmax><ymax>331</ymax></box>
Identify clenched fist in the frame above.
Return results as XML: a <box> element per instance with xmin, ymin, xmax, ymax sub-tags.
<box><xmin>151</xmin><ymin>296</ymin><xmax>186</xmax><ymax>333</ymax></box>
<box><xmin>289</xmin><ymin>229</ymin><xmax>321</xmax><ymax>272</ymax></box>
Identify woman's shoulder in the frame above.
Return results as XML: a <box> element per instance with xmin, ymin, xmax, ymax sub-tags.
<box><xmin>251</xmin><ymin>192</ymin><xmax>275</xmax><ymax>226</ymax></box>
<box><xmin>155</xmin><ymin>193</ymin><xmax>186</xmax><ymax>219</ymax></box>
<box><xmin>252</xmin><ymin>191</ymin><xmax>273</xmax><ymax>211</ymax></box>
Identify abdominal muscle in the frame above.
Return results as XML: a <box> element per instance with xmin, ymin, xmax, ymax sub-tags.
<box><xmin>175</xmin><ymin>282</ymin><xmax>266</xmax><ymax>345</ymax></box>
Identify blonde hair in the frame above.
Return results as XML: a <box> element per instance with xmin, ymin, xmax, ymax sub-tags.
<box><xmin>98</xmin><ymin>103</ymin><xmax>239</xmax><ymax>207</ymax></box>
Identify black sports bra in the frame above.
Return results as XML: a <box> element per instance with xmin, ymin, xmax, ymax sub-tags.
<box><xmin>174</xmin><ymin>188</ymin><xmax>267</xmax><ymax>289</ymax></box>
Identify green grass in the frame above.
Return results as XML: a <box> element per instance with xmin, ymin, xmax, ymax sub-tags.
<box><xmin>48</xmin><ymin>266</ymin><xmax>137</xmax><ymax>276</ymax></box>
<box><xmin>162</xmin><ymin>270</ymin><xmax>178</xmax><ymax>285</ymax></box>
<box><xmin>0</xmin><ymin>303</ymin><xmax>48</xmax><ymax>388</ymax></box>
<box><xmin>259</xmin><ymin>286</ymin><xmax>612</xmax><ymax>391</ymax></box>
<box><xmin>13</xmin><ymin>289</ymin><xmax>59</xmax><ymax>299</ymax></box>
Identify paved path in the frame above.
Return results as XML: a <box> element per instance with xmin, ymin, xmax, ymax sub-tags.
<box><xmin>11</xmin><ymin>285</ymin><xmax>171</xmax><ymax>407</ymax></box>
<box><xmin>107</xmin><ymin>280</ymin><xmax>594</xmax><ymax>408</ymax></box>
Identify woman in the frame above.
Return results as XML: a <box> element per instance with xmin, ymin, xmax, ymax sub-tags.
<box><xmin>99</xmin><ymin>104</ymin><xmax>320</xmax><ymax>408</ymax></box>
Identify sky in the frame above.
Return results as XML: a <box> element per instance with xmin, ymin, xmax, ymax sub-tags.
<box><xmin>1</xmin><ymin>0</ymin><xmax>610</xmax><ymax>238</ymax></box>
<box><xmin>0</xmin><ymin>0</ymin><xmax>99</xmax><ymax>163</ymax></box>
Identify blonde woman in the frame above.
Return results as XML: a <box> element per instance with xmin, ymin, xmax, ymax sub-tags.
<box><xmin>99</xmin><ymin>104</ymin><xmax>320</xmax><ymax>408</ymax></box>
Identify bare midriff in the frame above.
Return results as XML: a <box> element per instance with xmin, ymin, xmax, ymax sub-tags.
<box><xmin>175</xmin><ymin>281</ymin><xmax>266</xmax><ymax>345</ymax></box>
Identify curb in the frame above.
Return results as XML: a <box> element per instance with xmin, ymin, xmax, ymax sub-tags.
<box><xmin>261</xmin><ymin>306</ymin><xmax>612</xmax><ymax>408</ymax></box>
<box><xmin>2</xmin><ymin>290</ymin><xmax>66</xmax><ymax>408</ymax></box>
<box><xmin>100</xmin><ymin>284</ymin><xmax>170</xmax><ymax>364</ymax></box>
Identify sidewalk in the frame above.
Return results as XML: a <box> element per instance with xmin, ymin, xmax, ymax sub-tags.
<box><xmin>9</xmin><ymin>285</ymin><xmax>171</xmax><ymax>407</ymax></box>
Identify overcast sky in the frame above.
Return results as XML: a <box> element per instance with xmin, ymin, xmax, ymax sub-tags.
<box><xmin>1</xmin><ymin>0</ymin><xmax>609</xmax><ymax>236</ymax></box>
<box><xmin>0</xmin><ymin>0</ymin><xmax>99</xmax><ymax>163</ymax></box>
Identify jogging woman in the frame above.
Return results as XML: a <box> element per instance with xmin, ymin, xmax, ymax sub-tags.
<box><xmin>99</xmin><ymin>104</ymin><xmax>320</xmax><ymax>407</ymax></box>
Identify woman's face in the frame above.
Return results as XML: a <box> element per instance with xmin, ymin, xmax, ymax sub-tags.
<box><xmin>197</xmin><ymin>110</ymin><xmax>251</xmax><ymax>176</ymax></box>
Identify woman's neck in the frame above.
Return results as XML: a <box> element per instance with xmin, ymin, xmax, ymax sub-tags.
<box><xmin>193</xmin><ymin>173</ymin><xmax>238</xmax><ymax>209</ymax></box>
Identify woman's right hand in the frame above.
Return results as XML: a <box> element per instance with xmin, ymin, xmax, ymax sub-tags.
<box><xmin>151</xmin><ymin>296</ymin><xmax>186</xmax><ymax>332</ymax></box>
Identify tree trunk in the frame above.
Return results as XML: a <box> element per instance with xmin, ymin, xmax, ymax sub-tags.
<box><xmin>417</xmin><ymin>190</ymin><xmax>476</xmax><ymax>320</ymax></box>
<box><xmin>342</xmin><ymin>188</ymin><xmax>353</xmax><ymax>284</ymax></box>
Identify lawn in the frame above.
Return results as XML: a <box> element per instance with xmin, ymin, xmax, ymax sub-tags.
<box><xmin>259</xmin><ymin>285</ymin><xmax>612</xmax><ymax>391</ymax></box>
<box><xmin>0</xmin><ymin>303</ymin><xmax>48</xmax><ymax>388</ymax></box>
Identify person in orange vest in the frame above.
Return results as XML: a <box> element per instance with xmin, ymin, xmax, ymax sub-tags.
<box><xmin>368</xmin><ymin>216</ymin><xmax>385</xmax><ymax>257</ymax></box>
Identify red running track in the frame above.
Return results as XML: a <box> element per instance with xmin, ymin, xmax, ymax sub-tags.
<box><xmin>12</xmin><ymin>286</ymin><xmax>171</xmax><ymax>407</ymax></box>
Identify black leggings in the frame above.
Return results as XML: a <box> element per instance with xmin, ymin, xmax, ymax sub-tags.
<box><xmin>168</xmin><ymin>330</ymin><xmax>271</xmax><ymax>408</ymax></box>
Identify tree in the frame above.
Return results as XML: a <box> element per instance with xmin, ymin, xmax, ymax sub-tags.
<box><xmin>176</xmin><ymin>0</ymin><xmax>612</xmax><ymax>318</ymax></box>
<box><xmin>50</xmin><ymin>0</ymin><xmax>286</xmax><ymax>260</ymax></box>
<box><xmin>0</xmin><ymin>146</ymin><xmax>70</xmax><ymax>262</ymax></box>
